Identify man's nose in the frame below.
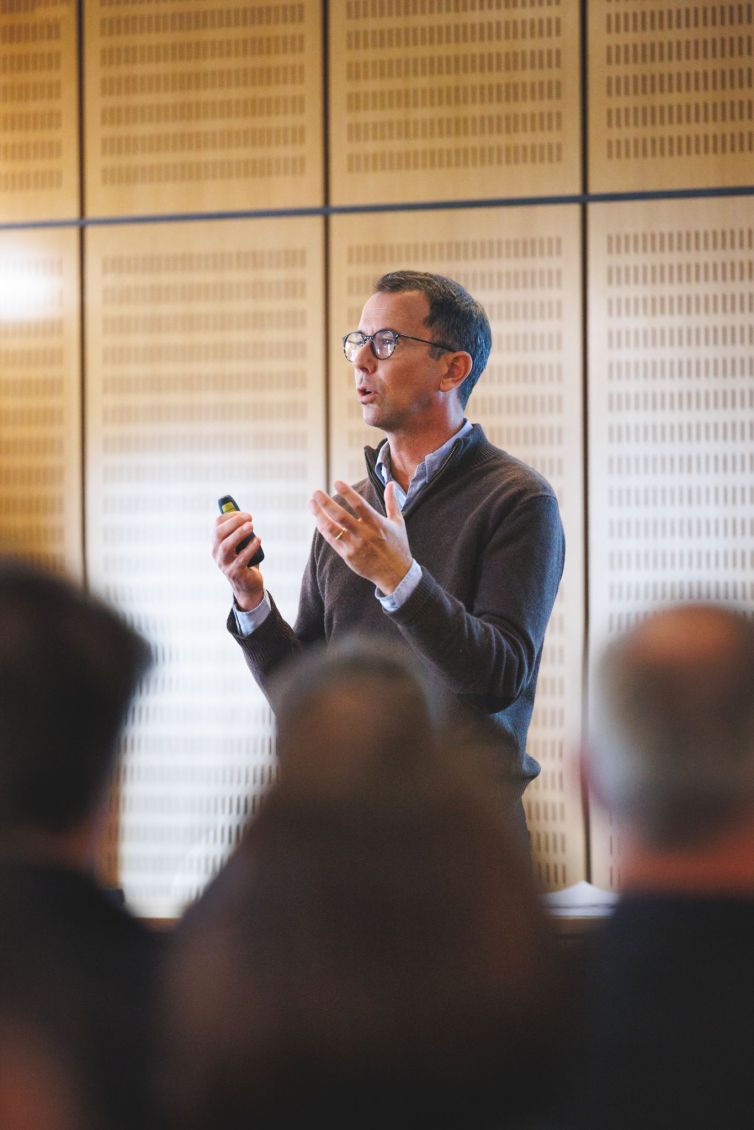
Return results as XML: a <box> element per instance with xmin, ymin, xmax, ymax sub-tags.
<box><xmin>353</xmin><ymin>338</ymin><xmax>376</xmax><ymax>368</ymax></box>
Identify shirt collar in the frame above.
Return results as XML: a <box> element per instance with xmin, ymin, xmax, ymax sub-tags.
<box><xmin>375</xmin><ymin>419</ymin><xmax>472</xmax><ymax>499</ymax></box>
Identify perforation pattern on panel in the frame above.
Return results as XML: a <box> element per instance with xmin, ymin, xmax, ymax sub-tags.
<box><xmin>84</xmin><ymin>0</ymin><xmax>323</xmax><ymax>217</ymax></box>
<box><xmin>329</xmin><ymin>208</ymin><xmax>585</xmax><ymax>889</ymax></box>
<box><xmin>85</xmin><ymin>217</ymin><xmax>325</xmax><ymax>917</ymax></box>
<box><xmin>0</xmin><ymin>0</ymin><xmax>79</xmax><ymax>221</ymax></box>
<box><xmin>588</xmin><ymin>196</ymin><xmax>754</xmax><ymax>888</ymax></box>
<box><xmin>589</xmin><ymin>0</ymin><xmax>754</xmax><ymax>192</ymax></box>
<box><xmin>329</xmin><ymin>0</ymin><xmax>581</xmax><ymax>206</ymax></box>
<box><xmin>0</xmin><ymin>228</ymin><xmax>82</xmax><ymax>573</ymax></box>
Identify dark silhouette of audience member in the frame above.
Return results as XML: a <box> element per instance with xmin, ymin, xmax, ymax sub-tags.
<box><xmin>0</xmin><ymin>556</ymin><xmax>163</xmax><ymax>1130</ymax></box>
<box><xmin>574</xmin><ymin>602</ymin><xmax>754</xmax><ymax>1129</ymax></box>
<box><xmin>0</xmin><ymin>1020</ymin><xmax>77</xmax><ymax>1130</ymax></box>
<box><xmin>160</xmin><ymin>636</ymin><xmax>570</xmax><ymax>1129</ymax></box>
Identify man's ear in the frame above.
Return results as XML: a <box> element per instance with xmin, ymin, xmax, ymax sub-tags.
<box><xmin>438</xmin><ymin>350</ymin><xmax>473</xmax><ymax>393</ymax></box>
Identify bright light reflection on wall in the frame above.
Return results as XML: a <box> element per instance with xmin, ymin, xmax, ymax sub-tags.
<box><xmin>0</xmin><ymin>252</ymin><xmax>62</xmax><ymax>323</ymax></box>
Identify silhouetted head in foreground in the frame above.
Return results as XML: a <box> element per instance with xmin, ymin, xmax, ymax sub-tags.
<box><xmin>163</xmin><ymin>636</ymin><xmax>566</xmax><ymax>1129</ymax></box>
<box><xmin>0</xmin><ymin>555</ymin><xmax>151</xmax><ymax>858</ymax></box>
<box><xmin>589</xmin><ymin>602</ymin><xmax>754</xmax><ymax>853</ymax></box>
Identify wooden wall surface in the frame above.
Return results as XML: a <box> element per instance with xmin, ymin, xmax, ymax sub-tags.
<box><xmin>1</xmin><ymin>0</ymin><xmax>752</xmax><ymax>915</ymax></box>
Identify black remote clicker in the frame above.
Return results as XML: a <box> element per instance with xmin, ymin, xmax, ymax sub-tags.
<box><xmin>217</xmin><ymin>495</ymin><xmax>265</xmax><ymax>567</ymax></box>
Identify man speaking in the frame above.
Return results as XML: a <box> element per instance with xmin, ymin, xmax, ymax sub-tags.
<box><xmin>212</xmin><ymin>270</ymin><xmax>564</xmax><ymax>810</ymax></box>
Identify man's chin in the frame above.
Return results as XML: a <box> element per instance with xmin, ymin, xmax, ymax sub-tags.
<box><xmin>361</xmin><ymin>405</ymin><xmax>383</xmax><ymax>429</ymax></box>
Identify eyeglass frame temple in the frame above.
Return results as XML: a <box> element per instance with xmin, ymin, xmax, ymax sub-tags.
<box><xmin>341</xmin><ymin>330</ymin><xmax>457</xmax><ymax>358</ymax></box>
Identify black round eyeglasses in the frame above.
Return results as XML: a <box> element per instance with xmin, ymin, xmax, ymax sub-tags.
<box><xmin>342</xmin><ymin>327</ymin><xmax>457</xmax><ymax>363</ymax></box>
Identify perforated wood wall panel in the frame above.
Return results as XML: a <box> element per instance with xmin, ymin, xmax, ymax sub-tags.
<box><xmin>0</xmin><ymin>0</ymin><xmax>79</xmax><ymax>222</ymax></box>
<box><xmin>0</xmin><ymin>227</ymin><xmax>82</xmax><ymax>573</ymax></box>
<box><xmin>329</xmin><ymin>207</ymin><xmax>586</xmax><ymax>888</ymax></box>
<box><xmin>85</xmin><ymin>217</ymin><xmax>326</xmax><ymax>916</ymax></box>
<box><xmin>329</xmin><ymin>0</ymin><xmax>581</xmax><ymax>206</ymax></box>
<box><xmin>84</xmin><ymin>0</ymin><xmax>323</xmax><ymax>218</ymax></box>
<box><xmin>589</xmin><ymin>0</ymin><xmax>754</xmax><ymax>192</ymax></box>
<box><xmin>588</xmin><ymin>196</ymin><xmax>754</xmax><ymax>888</ymax></box>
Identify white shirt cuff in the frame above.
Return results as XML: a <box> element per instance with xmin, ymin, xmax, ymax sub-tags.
<box><xmin>232</xmin><ymin>591</ymin><xmax>272</xmax><ymax>636</ymax></box>
<box><xmin>376</xmin><ymin>559</ymin><xmax>422</xmax><ymax>613</ymax></box>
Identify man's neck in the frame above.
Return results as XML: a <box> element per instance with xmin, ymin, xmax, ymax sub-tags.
<box><xmin>621</xmin><ymin>814</ymin><xmax>754</xmax><ymax>896</ymax></box>
<box><xmin>384</xmin><ymin>417</ymin><xmax>466</xmax><ymax>491</ymax></box>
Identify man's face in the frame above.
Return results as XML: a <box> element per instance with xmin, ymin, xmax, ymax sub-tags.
<box><xmin>350</xmin><ymin>290</ymin><xmax>452</xmax><ymax>435</ymax></box>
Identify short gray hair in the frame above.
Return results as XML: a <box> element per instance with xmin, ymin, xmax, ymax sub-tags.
<box><xmin>588</xmin><ymin>603</ymin><xmax>754</xmax><ymax>849</ymax></box>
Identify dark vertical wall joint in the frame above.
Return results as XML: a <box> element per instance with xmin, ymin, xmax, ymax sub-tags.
<box><xmin>579</xmin><ymin>0</ymin><xmax>592</xmax><ymax>880</ymax></box>
<box><xmin>322</xmin><ymin>0</ymin><xmax>332</xmax><ymax>484</ymax></box>
<box><xmin>77</xmin><ymin>0</ymin><xmax>88</xmax><ymax>585</ymax></box>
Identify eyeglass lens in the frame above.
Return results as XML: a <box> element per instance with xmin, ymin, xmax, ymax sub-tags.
<box><xmin>343</xmin><ymin>330</ymin><xmax>397</xmax><ymax>361</ymax></box>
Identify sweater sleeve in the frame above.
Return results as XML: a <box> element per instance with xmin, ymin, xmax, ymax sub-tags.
<box><xmin>385</xmin><ymin>493</ymin><xmax>564</xmax><ymax>713</ymax></box>
<box><xmin>225</xmin><ymin>531</ymin><xmax>326</xmax><ymax>700</ymax></box>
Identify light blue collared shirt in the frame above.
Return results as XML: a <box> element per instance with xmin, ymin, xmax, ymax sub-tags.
<box><xmin>234</xmin><ymin>420</ymin><xmax>472</xmax><ymax>633</ymax></box>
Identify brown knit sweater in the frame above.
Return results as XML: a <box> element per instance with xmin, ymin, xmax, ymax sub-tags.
<box><xmin>227</xmin><ymin>425</ymin><xmax>565</xmax><ymax>789</ymax></box>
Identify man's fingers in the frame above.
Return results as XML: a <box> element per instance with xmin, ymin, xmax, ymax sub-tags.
<box><xmin>309</xmin><ymin>492</ymin><xmax>349</xmax><ymax>546</ymax></box>
<box><xmin>310</xmin><ymin>487</ymin><xmax>363</xmax><ymax>529</ymax></box>
<box><xmin>383</xmin><ymin>480</ymin><xmax>402</xmax><ymax>522</ymax></box>
<box><xmin>310</xmin><ymin>488</ymin><xmax>373</xmax><ymax>556</ymax></box>
<box><xmin>215</xmin><ymin>519</ymin><xmax>256</xmax><ymax>565</ymax></box>
<box><xmin>215</xmin><ymin>510</ymin><xmax>252</xmax><ymax>548</ymax></box>
<box><xmin>333</xmin><ymin>480</ymin><xmax>377</xmax><ymax>524</ymax></box>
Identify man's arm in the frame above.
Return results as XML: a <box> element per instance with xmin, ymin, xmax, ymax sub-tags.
<box><xmin>213</xmin><ymin>504</ymin><xmax>304</xmax><ymax>696</ymax></box>
<box><xmin>221</xmin><ymin>477</ymin><xmax>415</xmax><ymax>700</ymax></box>
<box><xmin>211</xmin><ymin>506</ymin><xmax>266</xmax><ymax>611</ymax></box>
<box><xmin>307</xmin><ymin>480</ymin><xmax>564</xmax><ymax>712</ymax></box>
<box><xmin>386</xmin><ymin>494</ymin><xmax>564</xmax><ymax>711</ymax></box>
<box><xmin>223</xmin><ymin>528</ymin><xmax>326</xmax><ymax>699</ymax></box>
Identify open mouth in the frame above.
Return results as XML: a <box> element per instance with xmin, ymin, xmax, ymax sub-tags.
<box><xmin>357</xmin><ymin>386</ymin><xmax>376</xmax><ymax>404</ymax></box>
